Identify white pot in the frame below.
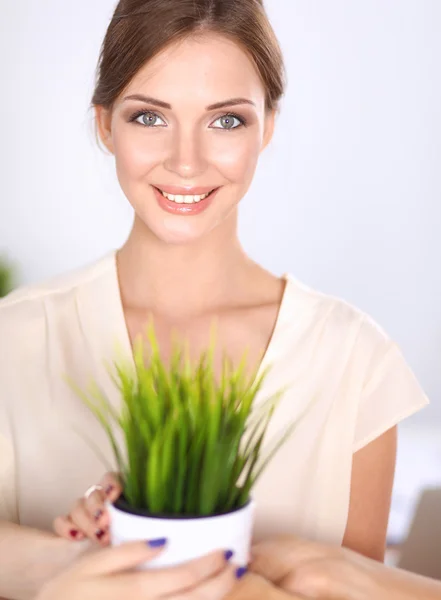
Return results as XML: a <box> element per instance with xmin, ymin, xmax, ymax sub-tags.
<box><xmin>107</xmin><ymin>498</ymin><xmax>255</xmax><ymax>569</ymax></box>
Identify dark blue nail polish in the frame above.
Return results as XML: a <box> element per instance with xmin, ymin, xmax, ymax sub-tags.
<box><xmin>147</xmin><ymin>537</ymin><xmax>167</xmax><ymax>548</ymax></box>
<box><xmin>224</xmin><ymin>550</ymin><xmax>234</xmax><ymax>561</ymax></box>
<box><xmin>236</xmin><ymin>566</ymin><xmax>247</xmax><ymax>579</ymax></box>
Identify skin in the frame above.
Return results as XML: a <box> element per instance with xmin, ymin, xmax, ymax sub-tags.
<box><xmin>37</xmin><ymin>537</ymin><xmax>441</xmax><ymax>600</ymax></box>
<box><xmin>36</xmin><ymin>542</ymin><xmax>237</xmax><ymax>600</ymax></box>
<box><xmin>342</xmin><ymin>425</ymin><xmax>397</xmax><ymax>560</ymax></box>
<box><xmin>0</xmin><ymin>31</ymin><xmax>396</xmax><ymax>599</ymax></box>
<box><xmin>244</xmin><ymin>537</ymin><xmax>441</xmax><ymax>600</ymax></box>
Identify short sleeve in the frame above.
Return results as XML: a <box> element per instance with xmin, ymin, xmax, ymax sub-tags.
<box><xmin>353</xmin><ymin>342</ymin><xmax>429</xmax><ymax>452</ymax></box>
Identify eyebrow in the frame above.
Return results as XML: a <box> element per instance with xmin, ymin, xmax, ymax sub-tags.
<box><xmin>123</xmin><ymin>94</ymin><xmax>256</xmax><ymax>110</ymax></box>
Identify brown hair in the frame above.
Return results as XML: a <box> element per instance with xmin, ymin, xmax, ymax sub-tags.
<box><xmin>91</xmin><ymin>0</ymin><xmax>285</xmax><ymax>115</ymax></box>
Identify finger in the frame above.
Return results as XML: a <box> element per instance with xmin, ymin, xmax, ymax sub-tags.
<box><xmin>250</xmin><ymin>537</ymin><xmax>328</xmax><ymax>583</ymax></box>
<box><xmin>250</xmin><ymin>539</ymin><xmax>295</xmax><ymax>583</ymax></box>
<box><xmin>99</xmin><ymin>472</ymin><xmax>123</xmax><ymax>503</ymax></box>
<box><xmin>100</xmin><ymin>551</ymin><xmax>233</xmax><ymax>599</ymax></box>
<box><xmin>155</xmin><ymin>550</ymin><xmax>232</xmax><ymax>595</ymax></box>
<box><xmin>171</xmin><ymin>563</ymin><xmax>236</xmax><ymax>600</ymax></box>
<box><xmin>281</xmin><ymin>563</ymin><xmax>338</xmax><ymax>599</ymax></box>
<box><xmin>112</xmin><ymin>549</ymin><xmax>232</xmax><ymax>598</ymax></box>
<box><xmin>70</xmin><ymin>498</ymin><xmax>110</xmax><ymax>546</ymax></box>
<box><xmin>53</xmin><ymin>514</ymin><xmax>85</xmax><ymax>542</ymax></box>
<box><xmin>225</xmin><ymin>573</ymin><xmax>307</xmax><ymax>600</ymax></box>
<box><xmin>84</xmin><ymin>486</ymin><xmax>110</xmax><ymax>527</ymax></box>
<box><xmin>73</xmin><ymin>540</ymin><xmax>167</xmax><ymax>576</ymax></box>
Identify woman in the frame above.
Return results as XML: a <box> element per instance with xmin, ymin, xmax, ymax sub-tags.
<box><xmin>0</xmin><ymin>0</ymin><xmax>429</xmax><ymax>597</ymax></box>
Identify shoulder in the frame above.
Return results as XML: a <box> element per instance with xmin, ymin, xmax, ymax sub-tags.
<box><xmin>283</xmin><ymin>276</ymin><xmax>428</xmax><ymax>448</ymax></box>
<box><xmin>285</xmin><ymin>275</ymin><xmax>394</xmax><ymax>362</ymax></box>
<box><xmin>0</xmin><ymin>252</ymin><xmax>116</xmax><ymax>340</ymax></box>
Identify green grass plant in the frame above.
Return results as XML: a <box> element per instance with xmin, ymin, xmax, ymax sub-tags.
<box><xmin>73</xmin><ymin>326</ymin><xmax>295</xmax><ymax>517</ymax></box>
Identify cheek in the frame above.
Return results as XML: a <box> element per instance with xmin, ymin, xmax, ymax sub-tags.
<box><xmin>113</xmin><ymin>129</ymin><xmax>165</xmax><ymax>180</ymax></box>
<box><xmin>207</xmin><ymin>132</ymin><xmax>261</xmax><ymax>184</ymax></box>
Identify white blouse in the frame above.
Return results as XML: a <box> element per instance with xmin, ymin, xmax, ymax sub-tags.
<box><xmin>0</xmin><ymin>252</ymin><xmax>429</xmax><ymax>543</ymax></box>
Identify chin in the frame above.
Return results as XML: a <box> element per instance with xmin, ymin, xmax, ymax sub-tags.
<box><xmin>143</xmin><ymin>216</ymin><xmax>213</xmax><ymax>246</ymax></box>
<box><xmin>131</xmin><ymin>191</ymin><xmax>237</xmax><ymax>245</ymax></box>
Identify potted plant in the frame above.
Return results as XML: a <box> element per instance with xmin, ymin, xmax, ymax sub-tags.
<box><xmin>72</xmin><ymin>326</ymin><xmax>296</xmax><ymax>569</ymax></box>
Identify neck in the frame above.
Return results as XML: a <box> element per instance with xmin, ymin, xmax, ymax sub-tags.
<box><xmin>117</xmin><ymin>212</ymin><xmax>254</xmax><ymax>318</ymax></box>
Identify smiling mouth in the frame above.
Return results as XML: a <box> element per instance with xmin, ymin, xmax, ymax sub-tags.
<box><xmin>154</xmin><ymin>187</ymin><xmax>218</xmax><ymax>204</ymax></box>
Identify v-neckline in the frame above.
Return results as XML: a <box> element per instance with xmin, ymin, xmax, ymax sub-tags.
<box><xmin>108</xmin><ymin>250</ymin><xmax>292</xmax><ymax>385</ymax></box>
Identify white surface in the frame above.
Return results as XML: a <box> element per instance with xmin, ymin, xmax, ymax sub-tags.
<box><xmin>0</xmin><ymin>1</ymin><xmax>439</xmax><ymax>424</ymax></box>
<box><xmin>108</xmin><ymin>501</ymin><xmax>255</xmax><ymax>568</ymax></box>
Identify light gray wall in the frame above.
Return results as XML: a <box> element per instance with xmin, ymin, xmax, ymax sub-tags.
<box><xmin>1</xmin><ymin>1</ymin><xmax>440</xmax><ymax>422</ymax></box>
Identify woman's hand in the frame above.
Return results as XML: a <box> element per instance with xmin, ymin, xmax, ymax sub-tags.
<box><xmin>37</xmin><ymin>540</ymin><xmax>237</xmax><ymax>600</ymax></box>
<box><xmin>249</xmin><ymin>536</ymin><xmax>382</xmax><ymax>600</ymax></box>
<box><xmin>249</xmin><ymin>536</ymin><xmax>441</xmax><ymax>600</ymax></box>
<box><xmin>53</xmin><ymin>472</ymin><xmax>122</xmax><ymax>546</ymax></box>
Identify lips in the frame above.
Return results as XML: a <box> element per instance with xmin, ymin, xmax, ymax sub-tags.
<box><xmin>153</xmin><ymin>185</ymin><xmax>220</xmax><ymax>216</ymax></box>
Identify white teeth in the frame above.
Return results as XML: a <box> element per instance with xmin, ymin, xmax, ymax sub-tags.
<box><xmin>159</xmin><ymin>189</ymin><xmax>213</xmax><ymax>203</ymax></box>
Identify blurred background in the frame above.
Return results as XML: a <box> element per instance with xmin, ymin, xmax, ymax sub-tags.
<box><xmin>1</xmin><ymin>0</ymin><xmax>440</xmax><ymax>574</ymax></box>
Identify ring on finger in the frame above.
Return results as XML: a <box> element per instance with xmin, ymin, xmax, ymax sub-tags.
<box><xmin>84</xmin><ymin>484</ymin><xmax>104</xmax><ymax>500</ymax></box>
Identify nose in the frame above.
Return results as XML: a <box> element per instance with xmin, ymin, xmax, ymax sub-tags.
<box><xmin>163</xmin><ymin>125</ymin><xmax>207</xmax><ymax>179</ymax></box>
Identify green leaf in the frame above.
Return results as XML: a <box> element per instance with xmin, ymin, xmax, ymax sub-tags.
<box><xmin>173</xmin><ymin>411</ymin><xmax>187</xmax><ymax>514</ymax></box>
<box><xmin>147</xmin><ymin>435</ymin><xmax>162</xmax><ymax>513</ymax></box>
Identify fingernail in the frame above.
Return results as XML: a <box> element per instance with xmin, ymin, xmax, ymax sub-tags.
<box><xmin>236</xmin><ymin>567</ymin><xmax>247</xmax><ymax>579</ymax></box>
<box><xmin>224</xmin><ymin>550</ymin><xmax>234</xmax><ymax>561</ymax></box>
<box><xmin>147</xmin><ymin>537</ymin><xmax>167</xmax><ymax>548</ymax></box>
<box><xmin>69</xmin><ymin>529</ymin><xmax>79</xmax><ymax>539</ymax></box>
<box><xmin>105</xmin><ymin>485</ymin><xmax>114</xmax><ymax>495</ymax></box>
<box><xmin>96</xmin><ymin>529</ymin><xmax>105</xmax><ymax>540</ymax></box>
<box><xmin>94</xmin><ymin>509</ymin><xmax>103</xmax><ymax>521</ymax></box>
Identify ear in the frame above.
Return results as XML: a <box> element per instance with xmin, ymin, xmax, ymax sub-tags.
<box><xmin>261</xmin><ymin>109</ymin><xmax>276</xmax><ymax>152</ymax></box>
<box><xmin>94</xmin><ymin>105</ymin><xmax>114</xmax><ymax>154</ymax></box>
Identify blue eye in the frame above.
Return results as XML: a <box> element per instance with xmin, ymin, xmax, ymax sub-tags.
<box><xmin>211</xmin><ymin>114</ymin><xmax>246</xmax><ymax>130</ymax></box>
<box><xmin>130</xmin><ymin>110</ymin><xmax>167</xmax><ymax>127</ymax></box>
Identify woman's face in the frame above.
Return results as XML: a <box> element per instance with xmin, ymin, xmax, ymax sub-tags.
<box><xmin>96</xmin><ymin>33</ymin><xmax>275</xmax><ymax>244</ymax></box>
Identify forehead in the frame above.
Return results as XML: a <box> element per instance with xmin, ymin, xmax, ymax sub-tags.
<box><xmin>122</xmin><ymin>33</ymin><xmax>266</xmax><ymax>108</ymax></box>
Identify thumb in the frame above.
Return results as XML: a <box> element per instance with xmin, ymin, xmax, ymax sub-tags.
<box><xmin>74</xmin><ymin>540</ymin><xmax>166</xmax><ymax>576</ymax></box>
<box><xmin>250</xmin><ymin>537</ymin><xmax>324</xmax><ymax>584</ymax></box>
<box><xmin>250</xmin><ymin>538</ymin><xmax>299</xmax><ymax>583</ymax></box>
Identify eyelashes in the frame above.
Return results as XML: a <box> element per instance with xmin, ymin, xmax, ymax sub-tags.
<box><xmin>214</xmin><ymin>113</ymin><xmax>247</xmax><ymax>129</ymax></box>
<box><xmin>129</xmin><ymin>110</ymin><xmax>167</xmax><ymax>127</ymax></box>
<box><xmin>128</xmin><ymin>109</ymin><xmax>247</xmax><ymax>130</ymax></box>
